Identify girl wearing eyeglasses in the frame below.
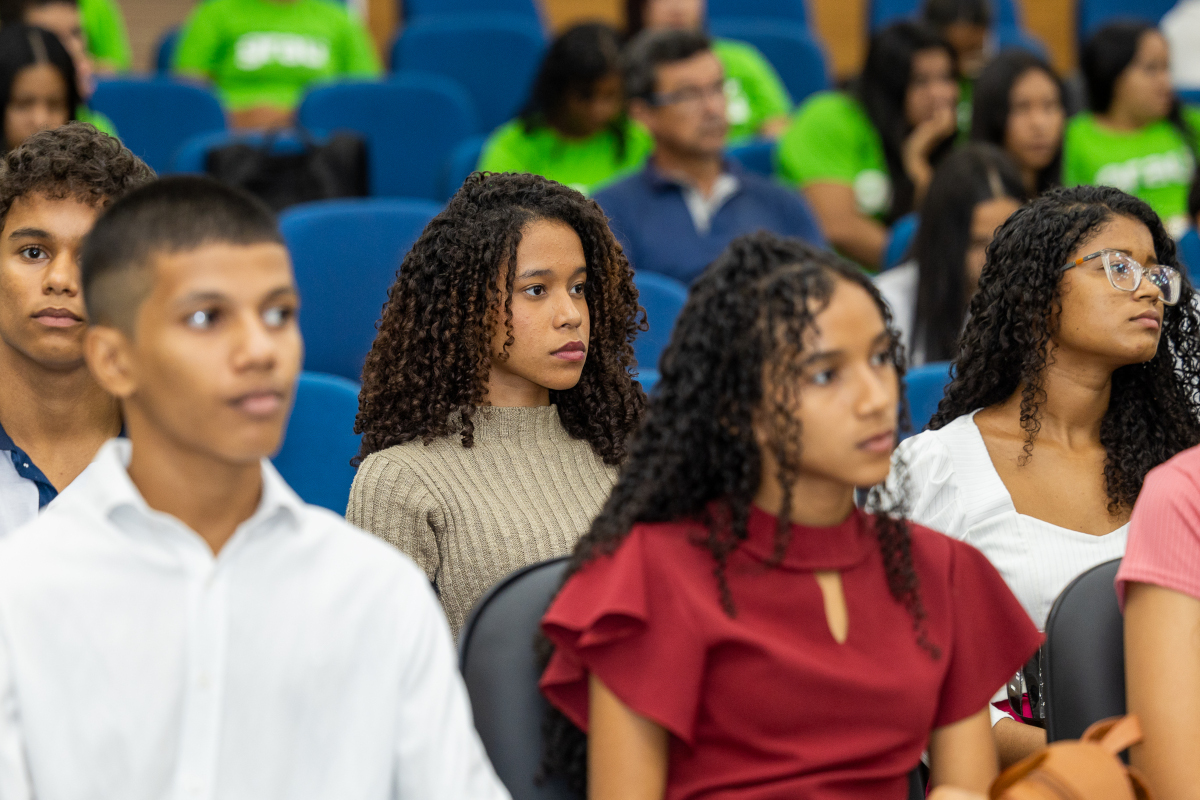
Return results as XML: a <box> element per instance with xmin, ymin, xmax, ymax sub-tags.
<box><xmin>539</xmin><ymin>232</ymin><xmax>1041</xmax><ymax>799</ymax></box>
<box><xmin>897</xmin><ymin>184</ymin><xmax>1200</xmax><ymax>769</ymax></box>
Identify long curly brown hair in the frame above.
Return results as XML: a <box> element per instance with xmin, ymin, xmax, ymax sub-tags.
<box><xmin>355</xmin><ymin>171</ymin><xmax>647</xmax><ymax>465</ymax></box>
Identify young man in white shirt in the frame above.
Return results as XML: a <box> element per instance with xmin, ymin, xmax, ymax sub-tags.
<box><xmin>0</xmin><ymin>122</ymin><xmax>153</xmax><ymax>536</ymax></box>
<box><xmin>0</xmin><ymin>176</ymin><xmax>511</xmax><ymax>800</ymax></box>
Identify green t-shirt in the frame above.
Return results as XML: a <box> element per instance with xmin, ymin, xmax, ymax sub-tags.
<box><xmin>173</xmin><ymin>0</ymin><xmax>382</xmax><ymax>111</ymax></box>
<box><xmin>77</xmin><ymin>106</ymin><xmax>118</xmax><ymax>138</ymax></box>
<box><xmin>713</xmin><ymin>38</ymin><xmax>791</xmax><ymax>144</ymax></box>
<box><xmin>776</xmin><ymin>91</ymin><xmax>891</xmax><ymax>220</ymax></box>
<box><xmin>1063</xmin><ymin>109</ymin><xmax>1200</xmax><ymax>238</ymax></box>
<box><xmin>79</xmin><ymin>0</ymin><xmax>132</xmax><ymax>71</ymax></box>
<box><xmin>477</xmin><ymin>118</ymin><xmax>654</xmax><ymax>196</ymax></box>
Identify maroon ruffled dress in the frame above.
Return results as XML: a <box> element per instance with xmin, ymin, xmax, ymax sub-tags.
<box><xmin>540</xmin><ymin>506</ymin><xmax>1042</xmax><ymax>799</ymax></box>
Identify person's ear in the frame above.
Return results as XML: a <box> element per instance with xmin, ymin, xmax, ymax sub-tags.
<box><xmin>629</xmin><ymin>97</ymin><xmax>656</xmax><ymax>128</ymax></box>
<box><xmin>85</xmin><ymin>324</ymin><xmax>137</xmax><ymax>400</ymax></box>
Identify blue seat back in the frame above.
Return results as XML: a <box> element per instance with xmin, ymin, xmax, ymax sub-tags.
<box><xmin>994</xmin><ymin>24</ymin><xmax>1050</xmax><ymax>60</ymax></box>
<box><xmin>403</xmin><ymin>0</ymin><xmax>541</xmax><ymax>24</ymax></box>
<box><xmin>1177</xmin><ymin>228</ymin><xmax>1200</xmax><ymax>287</ymax></box>
<box><xmin>272</xmin><ymin>372</ymin><xmax>362</xmax><ymax>513</ymax></box>
<box><xmin>280</xmin><ymin>198</ymin><xmax>443</xmax><ymax>381</ymax></box>
<box><xmin>904</xmin><ymin>361</ymin><xmax>952</xmax><ymax>436</ymax></box>
<box><xmin>443</xmin><ymin>134</ymin><xmax>488</xmax><ymax>200</ymax></box>
<box><xmin>298</xmin><ymin>75</ymin><xmax>476</xmax><ymax>200</ymax></box>
<box><xmin>392</xmin><ymin>14</ymin><xmax>546</xmax><ymax>134</ymax></box>
<box><xmin>708</xmin><ymin>20</ymin><xmax>828</xmax><ymax>105</ymax></box>
<box><xmin>870</xmin><ymin>0</ymin><xmax>1019</xmax><ymax>29</ymax></box>
<box><xmin>90</xmin><ymin>78</ymin><xmax>225</xmax><ymax>174</ymax></box>
<box><xmin>727</xmin><ymin>138</ymin><xmax>775</xmax><ymax>177</ymax></box>
<box><xmin>1078</xmin><ymin>0</ymin><xmax>1176</xmax><ymax>37</ymax></box>
<box><xmin>884</xmin><ymin>212</ymin><xmax>919</xmax><ymax>271</ymax></box>
<box><xmin>707</xmin><ymin>0</ymin><xmax>808</xmax><ymax>25</ymax></box>
<box><xmin>633</xmin><ymin>272</ymin><xmax>689</xmax><ymax>371</ymax></box>
<box><xmin>155</xmin><ymin>26</ymin><xmax>180</xmax><ymax>73</ymax></box>
<box><xmin>169</xmin><ymin>128</ymin><xmax>313</xmax><ymax>174</ymax></box>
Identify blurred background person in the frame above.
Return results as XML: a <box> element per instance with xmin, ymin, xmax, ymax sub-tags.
<box><xmin>478</xmin><ymin>22</ymin><xmax>653</xmax><ymax>196</ymax></box>
<box><xmin>624</xmin><ymin>0</ymin><xmax>792</xmax><ymax>142</ymax></box>
<box><xmin>596</xmin><ymin>29</ymin><xmax>823</xmax><ymax>284</ymax></box>
<box><xmin>875</xmin><ymin>143</ymin><xmax>1026</xmax><ymax>366</ymax></box>
<box><xmin>921</xmin><ymin>0</ymin><xmax>991</xmax><ymax>132</ymax></box>
<box><xmin>971</xmin><ymin>49</ymin><xmax>1066</xmax><ymax>195</ymax></box>
<box><xmin>0</xmin><ymin>24</ymin><xmax>78</xmax><ymax>152</ymax></box>
<box><xmin>778</xmin><ymin>21</ymin><xmax>959</xmax><ymax>269</ymax></box>
<box><xmin>1065</xmin><ymin>21</ymin><xmax>1200</xmax><ymax>238</ymax></box>
<box><xmin>171</xmin><ymin>0</ymin><xmax>381</xmax><ymax>130</ymax></box>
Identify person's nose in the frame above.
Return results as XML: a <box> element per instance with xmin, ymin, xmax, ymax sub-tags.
<box><xmin>43</xmin><ymin>252</ymin><xmax>79</xmax><ymax>296</ymax></box>
<box><xmin>552</xmin><ymin>288</ymin><xmax>584</xmax><ymax>329</ymax></box>
<box><xmin>232</xmin><ymin>311</ymin><xmax>279</xmax><ymax>372</ymax></box>
<box><xmin>855</xmin><ymin>362</ymin><xmax>894</xmax><ymax>418</ymax></box>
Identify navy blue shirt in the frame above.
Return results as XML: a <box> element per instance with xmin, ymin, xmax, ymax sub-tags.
<box><xmin>0</xmin><ymin>421</ymin><xmax>57</xmax><ymax>509</ymax></box>
<box><xmin>595</xmin><ymin>159</ymin><xmax>826</xmax><ymax>285</ymax></box>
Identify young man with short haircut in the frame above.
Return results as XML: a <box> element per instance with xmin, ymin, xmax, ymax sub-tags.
<box><xmin>0</xmin><ymin>123</ymin><xmax>151</xmax><ymax>536</ymax></box>
<box><xmin>594</xmin><ymin>29</ymin><xmax>825</xmax><ymax>285</ymax></box>
<box><xmin>0</xmin><ymin>176</ymin><xmax>510</xmax><ymax>799</ymax></box>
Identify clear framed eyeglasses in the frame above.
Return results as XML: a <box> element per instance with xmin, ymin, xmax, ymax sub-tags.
<box><xmin>1060</xmin><ymin>249</ymin><xmax>1181</xmax><ymax>306</ymax></box>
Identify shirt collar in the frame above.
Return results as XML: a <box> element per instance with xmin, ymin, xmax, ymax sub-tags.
<box><xmin>738</xmin><ymin>504</ymin><xmax>875</xmax><ymax>571</ymax></box>
<box><xmin>643</xmin><ymin>155</ymin><xmax>744</xmax><ymax>191</ymax></box>
<box><xmin>0</xmin><ymin>419</ymin><xmax>58</xmax><ymax>509</ymax></box>
<box><xmin>78</xmin><ymin>438</ymin><xmax>306</xmax><ymax>534</ymax></box>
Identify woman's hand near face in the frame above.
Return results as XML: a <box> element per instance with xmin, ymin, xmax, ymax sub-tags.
<box><xmin>928</xmin><ymin>708</ymin><xmax>1000</xmax><ymax>794</ymax></box>
<box><xmin>902</xmin><ymin>104</ymin><xmax>957</xmax><ymax>204</ymax></box>
<box><xmin>588</xmin><ymin>673</ymin><xmax>669</xmax><ymax>800</ymax></box>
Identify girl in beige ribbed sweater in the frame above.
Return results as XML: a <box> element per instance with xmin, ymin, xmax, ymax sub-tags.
<box><xmin>347</xmin><ymin>172</ymin><xmax>647</xmax><ymax>637</ymax></box>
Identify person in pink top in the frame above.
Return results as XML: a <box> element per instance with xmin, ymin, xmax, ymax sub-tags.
<box><xmin>1118</xmin><ymin>445</ymin><xmax>1200</xmax><ymax>800</ymax></box>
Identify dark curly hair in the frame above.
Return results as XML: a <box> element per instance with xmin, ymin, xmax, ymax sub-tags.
<box><xmin>539</xmin><ymin>232</ymin><xmax>935</xmax><ymax>794</ymax></box>
<box><xmin>0</xmin><ymin>122</ymin><xmax>154</xmax><ymax>228</ymax></box>
<box><xmin>931</xmin><ymin>185</ymin><xmax>1200</xmax><ymax>510</ymax></box>
<box><xmin>355</xmin><ymin>171</ymin><xmax>646</xmax><ymax>465</ymax></box>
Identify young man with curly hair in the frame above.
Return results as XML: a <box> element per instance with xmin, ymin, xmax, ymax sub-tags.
<box><xmin>347</xmin><ymin>171</ymin><xmax>646</xmax><ymax>639</ymax></box>
<box><xmin>0</xmin><ymin>122</ymin><xmax>151</xmax><ymax>536</ymax></box>
<box><xmin>0</xmin><ymin>175</ymin><xmax>510</xmax><ymax>799</ymax></box>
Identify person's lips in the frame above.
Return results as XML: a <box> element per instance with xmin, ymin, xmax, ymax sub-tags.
<box><xmin>857</xmin><ymin>430</ymin><xmax>896</xmax><ymax>454</ymax></box>
<box><xmin>1132</xmin><ymin>309</ymin><xmax>1162</xmax><ymax>330</ymax></box>
<box><xmin>32</xmin><ymin>307</ymin><xmax>83</xmax><ymax>328</ymax></box>
<box><xmin>229</xmin><ymin>390</ymin><xmax>286</xmax><ymax>418</ymax></box>
<box><xmin>552</xmin><ymin>341</ymin><xmax>587</xmax><ymax>362</ymax></box>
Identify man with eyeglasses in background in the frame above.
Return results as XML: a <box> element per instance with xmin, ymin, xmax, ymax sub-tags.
<box><xmin>594</xmin><ymin>28</ymin><xmax>825</xmax><ymax>285</ymax></box>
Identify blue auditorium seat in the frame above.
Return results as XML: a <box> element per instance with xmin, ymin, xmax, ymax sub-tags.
<box><xmin>727</xmin><ymin>138</ymin><xmax>775</xmax><ymax>177</ymax></box>
<box><xmin>994</xmin><ymin>24</ymin><xmax>1050</xmax><ymax>60</ymax></box>
<box><xmin>298</xmin><ymin>75</ymin><xmax>477</xmax><ymax>200</ymax></box>
<box><xmin>1176</xmin><ymin>228</ymin><xmax>1200</xmax><ymax>287</ymax></box>
<box><xmin>272</xmin><ymin>372</ymin><xmax>362</xmax><ymax>513</ymax></box>
<box><xmin>870</xmin><ymin>0</ymin><xmax>1020</xmax><ymax>30</ymax></box>
<box><xmin>401</xmin><ymin>0</ymin><xmax>541</xmax><ymax>24</ymax></box>
<box><xmin>904</xmin><ymin>361</ymin><xmax>953</xmax><ymax>436</ymax></box>
<box><xmin>1078</xmin><ymin>0</ymin><xmax>1177</xmax><ymax>37</ymax></box>
<box><xmin>706</xmin><ymin>0</ymin><xmax>807</xmax><ymax>25</ymax></box>
<box><xmin>633</xmin><ymin>271</ymin><xmax>689</xmax><ymax>372</ymax></box>
<box><xmin>884</xmin><ymin>213</ymin><xmax>919</xmax><ymax>271</ymax></box>
<box><xmin>89</xmin><ymin>78</ymin><xmax>225</xmax><ymax>174</ymax></box>
<box><xmin>391</xmin><ymin>14</ymin><xmax>546</xmax><ymax>134</ymax></box>
<box><xmin>169</xmin><ymin>129</ymin><xmax>312</xmax><ymax>174</ymax></box>
<box><xmin>708</xmin><ymin>20</ymin><xmax>829</xmax><ymax>105</ymax></box>
<box><xmin>279</xmin><ymin>198</ymin><xmax>443</xmax><ymax>381</ymax></box>
<box><xmin>155</xmin><ymin>26</ymin><xmax>180</xmax><ymax>73</ymax></box>
<box><xmin>442</xmin><ymin>134</ymin><xmax>488</xmax><ymax>200</ymax></box>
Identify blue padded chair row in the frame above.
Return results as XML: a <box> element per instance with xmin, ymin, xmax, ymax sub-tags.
<box><xmin>90</xmin><ymin>77</ymin><xmax>225</xmax><ymax>174</ymax></box>
<box><xmin>170</xmin><ymin>128</ymin><xmax>315</xmax><ymax>174</ymax></box>
<box><xmin>883</xmin><ymin>212</ymin><xmax>919</xmax><ymax>272</ymax></box>
<box><xmin>1078</xmin><ymin>0</ymin><xmax>1178</xmax><ymax>38</ymax></box>
<box><xmin>443</xmin><ymin>134</ymin><xmax>489</xmax><ymax>200</ymax></box>
<box><xmin>402</xmin><ymin>0</ymin><xmax>542</xmax><ymax>25</ymax></box>
<box><xmin>904</xmin><ymin>361</ymin><xmax>952</xmax><ymax>437</ymax></box>
<box><xmin>271</xmin><ymin>371</ymin><xmax>362</xmax><ymax>513</ymax></box>
<box><xmin>632</xmin><ymin>271</ymin><xmax>688</xmax><ymax>374</ymax></box>
<box><xmin>727</xmin><ymin>138</ymin><xmax>775</xmax><ymax>177</ymax></box>
<box><xmin>707</xmin><ymin>0</ymin><xmax>808</xmax><ymax>26</ymax></box>
<box><xmin>870</xmin><ymin>0</ymin><xmax>1020</xmax><ymax>31</ymax></box>
<box><xmin>708</xmin><ymin>20</ymin><xmax>829</xmax><ymax>106</ymax></box>
<box><xmin>298</xmin><ymin>74</ymin><xmax>478</xmax><ymax>199</ymax></box>
<box><xmin>279</xmin><ymin>197</ymin><xmax>443</xmax><ymax>382</ymax></box>
<box><xmin>391</xmin><ymin>13</ymin><xmax>547</xmax><ymax>134</ymax></box>
<box><xmin>1176</xmin><ymin>228</ymin><xmax>1200</xmax><ymax>287</ymax></box>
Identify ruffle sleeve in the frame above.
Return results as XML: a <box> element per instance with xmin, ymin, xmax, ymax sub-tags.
<box><xmin>933</xmin><ymin>538</ymin><xmax>1044</xmax><ymax>728</ymax></box>
<box><xmin>539</xmin><ymin>525</ymin><xmax>707</xmax><ymax>745</ymax></box>
<box><xmin>894</xmin><ymin>431</ymin><xmax>969</xmax><ymax>542</ymax></box>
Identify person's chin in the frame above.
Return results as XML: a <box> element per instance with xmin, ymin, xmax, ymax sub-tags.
<box><xmin>540</xmin><ymin>363</ymin><xmax>586</xmax><ymax>392</ymax></box>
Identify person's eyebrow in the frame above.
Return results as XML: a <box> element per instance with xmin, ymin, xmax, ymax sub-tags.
<box><xmin>174</xmin><ymin>290</ymin><xmax>230</xmax><ymax>308</ymax></box>
<box><xmin>801</xmin><ymin>349</ymin><xmax>839</xmax><ymax>367</ymax></box>
<box><xmin>7</xmin><ymin>227</ymin><xmax>53</xmax><ymax>241</ymax></box>
<box><xmin>516</xmin><ymin>268</ymin><xmax>552</xmax><ymax>280</ymax></box>
<box><xmin>261</xmin><ymin>286</ymin><xmax>299</xmax><ymax>302</ymax></box>
<box><xmin>871</xmin><ymin>331</ymin><xmax>891</xmax><ymax>346</ymax></box>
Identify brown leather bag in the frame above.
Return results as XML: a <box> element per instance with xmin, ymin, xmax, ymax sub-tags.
<box><xmin>990</xmin><ymin>716</ymin><xmax>1153</xmax><ymax>800</ymax></box>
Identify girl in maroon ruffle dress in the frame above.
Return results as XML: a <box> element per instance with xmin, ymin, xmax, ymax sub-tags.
<box><xmin>538</xmin><ymin>232</ymin><xmax>1041</xmax><ymax>799</ymax></box>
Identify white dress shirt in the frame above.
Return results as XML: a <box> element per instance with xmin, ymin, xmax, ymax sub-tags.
<box><xmin>873</xmin><ymin>261</ymin><xmax>920</xmax><ymax>365</ymax></box>
<box><xmin>896</xmin><ymin>411</ymin><xmax>1128</xmax><ymax>724</ymax></box>
<box><xmin>0</xmin><ymin>439</ymin><xmax>511</xmax><ymax>800</ymax></box>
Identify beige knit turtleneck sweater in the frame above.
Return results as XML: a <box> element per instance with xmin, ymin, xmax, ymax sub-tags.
<box><xmin>346</xmin><ymin>405</ymin><xmax>618</xmax><ymax>637</ymax></box>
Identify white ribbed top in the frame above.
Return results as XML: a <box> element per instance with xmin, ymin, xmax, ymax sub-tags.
<box><xmin>346</xmin><ymin>405</ymin><xmax>618</xmax><ymax>638</ymax></box>
<box><xmin>896</xmin><ymin>410</ymin><xmax>1128</xmax><ymax>631</ymax></box>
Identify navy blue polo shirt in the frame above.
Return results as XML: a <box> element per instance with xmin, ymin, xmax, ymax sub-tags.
<box><xmin>594</xmin><ymin>158</ymin><xmax>826</xmax><ymax>284</ymax></box>
<box><xmin>0</xmin><ymin>421</ymin><xmax>57</xmax><ymax>509</ymax></box>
